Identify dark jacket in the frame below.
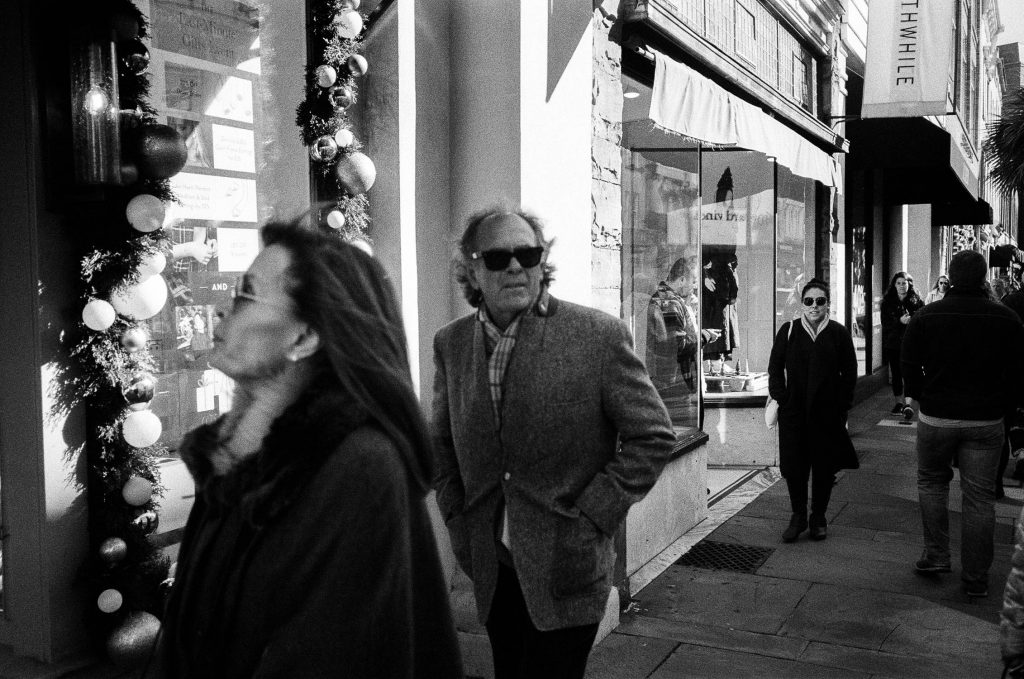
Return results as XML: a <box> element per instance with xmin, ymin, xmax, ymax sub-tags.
<box><xmin>880</xmin><ymin>292</ymin><xmax>925</xmax><ymax>359</ymax></box>
<box><xmin>432</xmin><ymin>296</ymin><xmax>675</xmax><ymax>631</ymax></box>
<box><xmin>901</xmin><ymin>287</ymin><xmax>1024</xmax><ymax>420</ymax></box>
<box><xmin>1004</xmin><ymin>289</ymin><xmax>1024</xmax><ymax>325</ymax></box>
<box><xmin>154</xmin><ymin>383</ymin><xmax>463</xmax><ymax>679</ymax></box>
<box><xmin>768</xmin><ymin>319</ymin><xmax>858</xmax><ymax>475</ymax></box>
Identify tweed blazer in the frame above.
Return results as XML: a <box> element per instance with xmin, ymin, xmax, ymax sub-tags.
<box><xmin>431</xmin><ymin>296</ymin><xmax>675</xmax><ymax>631</ymax></box>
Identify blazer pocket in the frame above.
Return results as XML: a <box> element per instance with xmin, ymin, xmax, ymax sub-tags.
<box><xmin>551</xmin><ymin>513</ymin><xmax>607</xmax><ymax>600</ymax></box>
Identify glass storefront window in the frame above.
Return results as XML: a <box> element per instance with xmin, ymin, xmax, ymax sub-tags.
<box><xmin>851</xmin><ymin>225</ymin><xmax>868</xmax><ymax>376</ymax></box>
<box><xmin>776</xmin><ymin>165</ymin><xmax>818</xmax><ymax>327</ymax></box>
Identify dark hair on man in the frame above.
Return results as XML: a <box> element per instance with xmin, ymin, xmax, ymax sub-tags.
<box><xmin>260</xmin><ymin>218</ymin><xmax>433</xmax><ymax>493</ymax></box>
<box><xmin>668</xmin><ymin>257</ymin><xmax>691</xmax><ymax>282</ymax></box>
<box><xmin>800</xmin><ymin>277</ymin><xmax>831</xmax><ymax>303</ymax></box>
<box><xmin>948</xmin><ymin>250</ymin><xmax>988</xmax><ymax>289</ymax></box>
<box><xmin>454</xmin><ymin>205</ymin><xmax>556</xmax><ymax>308</ymax></box>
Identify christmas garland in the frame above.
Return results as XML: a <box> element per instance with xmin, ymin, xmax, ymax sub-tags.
<box><xmin>296</xmin><ymin>0</ymin><xmax>375</xmax><ymax>241</ymax></box>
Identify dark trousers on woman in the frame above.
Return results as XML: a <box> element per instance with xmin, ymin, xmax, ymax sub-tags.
<box><xmin>785</xmin><ymin>460</ymin><xmax>835</xmax><ymax>517</ymax></box>
<box><xmin>485</xmin><ymin>562</ymin><xmax>599</xmax><ymax>679</ymax></box>
<box><xmin>888</xmin><ymin>353</ymin><xmax>905</xmax><ymax>398</ymax></box>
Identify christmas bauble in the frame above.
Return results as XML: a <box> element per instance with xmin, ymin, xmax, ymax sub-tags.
<box><xmin>125</xmin><ymin>194</ymin><xmax>165</xmax><ymax>233</ymax></box>
<box><xmin>110</xmin><ymin>275</ymin><xmax>168</xmax><ymax>321</ymax></box>
<box><xmin>342</xmin><ymin>0</ymin><xmax>361</xmax><ymax>9</ymax></box>
<box><xmin>326</xmin><ymin>210</ymin><xmax>346</xmax><ymax>230</ymax></box>
<box><xmin>333</xmin><ymin>128</ymin><xmax>354</xmax><ymax>148</ymax></box>
<box><xmin>330</xmin><ymin>86</ymin><xmax>354</xmax><ymax>109</ymax></box>
<box><xmin>347</xmin><ymin>54</ymin><xmax>368</xmax><ymax>77</ymax></box>
<box><xmin>97</xmin><ymin>589</ymin><xmax>123</xmax><ymax>614</ymax></box>
<box><xmin>315</xmin><ymin>64</ymin><xmax>337</xmax><ymax>88</ymax></box>
<box><xmin>124</xmin><ymin>372</ymin><xmax>157</xmax><ymax>407</ymax></box>
<box><xmin>120</xmin><ymin>326</ymin><xmax>149</xmax><ymax>353</ymax></box>
<box><xmin>335</xmin><ymin>152</ymin><xmax>376</xmax><ymax>194</ymax></box>
<box><xmin>348</xmin><ymin>236</ymin><xmax>374</xmax><ymax>256</ymax></box>
<box><xmin>99</xmin><ymin>537</ymin><xmax>128</xmax><ymax>565</ymax></box>
<box><xmin>82</xmin><ymin>299</ymin><xmax>116</xmax><ymax>331</ymax></box>
<box><xmin>122</xmin><ymin>410</ymin><xmax>162</xmax><ymax>448</ymax></box>
<box><xmin>106</xmin><ymin>611</ymin><xmax>161</xmax><ymax>668</ymax></box>
<box><xmin>308</xmin><ymin>135</ymin><xmax>339</xmax><ymax>162</ymax></box>
<box><xmin>138</xmin><ymin>251</ymin><xmax>167</xmax><ymax>279</ymax></box>
<box><xmin>119</xmin><ymin>39</ymin><xmax>150</xmax><ymax>76</ymax></box>
<box><xmin>121</xmin><ymin>475</ymin><xmax>154</xmax><ymax>506</ymax></box>
<box><xmin>132</xmin><ymin>509</ymin><xmax>159</xmax><ymax>534</ymax></box>
<box><xmin>133</xmin><ymin>125</ymin><xmax>187</xmax><ymax>179</ymax></box>
<box><xmin>334</xmin><ymin>10</ymin><xmax>363</xmax><ymax>39</ymax></box>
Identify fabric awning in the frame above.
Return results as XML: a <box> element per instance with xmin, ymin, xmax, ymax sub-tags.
<box><xmin>649</xmin><ymin>53</ymin><xmax>843</xmax><ymax>192</ymax></box>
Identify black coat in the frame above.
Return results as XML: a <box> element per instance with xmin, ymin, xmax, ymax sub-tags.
<box><xmin>768</xmin><ymin>319</ymin><xmax>858</xmax><ymax>476</ymax></box>
<box><xmin>880</xmin><ymin>292</ymin><xmax>924</xmax><ymax>359</ymax></box>
<box><xmin>153</xmin><ymin>383</ymin><xmax>463</xmax><ymax>679</ymax></box>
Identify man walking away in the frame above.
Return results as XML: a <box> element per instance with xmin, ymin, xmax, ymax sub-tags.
<box><xmin>902</xmin><ymin>250</ymin><xmax>1024</xmax><ymax>597</ymax></box>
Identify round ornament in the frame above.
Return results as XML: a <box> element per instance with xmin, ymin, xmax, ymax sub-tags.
<box><xmin>106</xmin><ymin>611</ymin><xmax>161</xmax><ymax>669</ymax></box>
<box><xmin>334</xmin><ymin>10</ymin><xmax>363</xmax><ymax>39</ymax></box>
<box><xmin>97</xmin><ymin>589</ymin><xmax>123</xmax><ymax>614</ymax></box>
<box><xmin>347</xmin><ymin>54</ymin><xmax>368</xmax><ymax>77</ymax></box>
<box><xmin>132</xmin><ymin>509</ymin><xmax>159</xmax><ymax>534</ymax></box>
<box><xmin>335</xmin><ymin>152</ymin><xmax>376</xmax><ymax>195</ymax></box>
<box><xmin>133</xmin><ymin>125</ymin><xmax>187</xmax><ymax>179</ymax></box>
<box><xmin>122</xmin><ymin>475</ymin><xmax>154</xmax><ymax>506</ymax></box>
<box><xmin>348</xmin><ymin>236</ymin><xmax>374</xmax><ymax>256</ymax></box>
<box><xmin>315</xmin><ymin>65</ymin><xmax>338</xmax><ymax>88</ymax></box>
<box><xmin>138</xmin><ymin>251</ymin><xmax>167</xmax><ymax>279</ymax></box>
<box><xmin>99</xmin><ymin>537</ymin><xmax>128</xmax><ymax>565</ymax></box>
<box><xmin>110</xmin><ymin>275</ymin><xmax>168</xmax><ymax>321</ymax></box>
<box><xmin>326</xmin><ymin>210</ymin><xmax>346</xmax><ymax>230</ymax></box>
<box><xmin>342</xmin><ymin>0</ymin><xmax>361</xmax><ymax>9</ymax></box>
<box><xmin>333</xmin><ymin>128</ymin><xmax>354</xmax><ymax>148</ymax></box>
<box><xmin>82</xmin><ymin>299</ymin><xmax>116</xmax><ymax>332</ymax></box>
<box><xmin>330</xmin><ymin>86</ymin><xmax>354</xmax><ymax>110</ymax></box>
<box><xmin>308</xmin><ymin>135</ymin><xmax>339</xmax><ymax>162</ymax></box>
<box><xmin>119</xmin><ymin>39</ymin><xmax>150</xmax><ymax>76</ymax></box>
<box><xmin>122</xmin><ymin>410</ymin><xmax>162</xmax><ymax>449</ymax></box>
<box><xmin>124</xmin><ymin>372</ymin><xmax>157</xmax><ymax>407</ymax></box>
<box><xmin>125</xmin><ymin>194</ymin><xmax>165</xmax><ymax>233</ymax></box>
<box><xmin>120</xmin><ymin>326</ymin><xmax>149</xmax><ymax>353</ymax></box>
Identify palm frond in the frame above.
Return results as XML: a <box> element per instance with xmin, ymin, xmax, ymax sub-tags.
<box><xmin>984</xmin><ymin>86</ymin><xmax>1024</xmax><ymax>198</ymax></box>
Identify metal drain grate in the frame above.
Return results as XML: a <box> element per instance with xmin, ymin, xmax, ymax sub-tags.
<box><xmin>675</xmin><ymin>540</ymin><xmax>774</xmax><ymax>574</ymax></box>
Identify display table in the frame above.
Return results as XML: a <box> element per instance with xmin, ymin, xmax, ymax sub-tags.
<box><xmin>705</xmin><ymin>371</ymin><xmax>769</xmax><ymax>393</ymax></box>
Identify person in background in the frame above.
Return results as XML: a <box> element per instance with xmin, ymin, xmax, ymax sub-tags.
<box><xmin>647</xmin><ymin>257</ymin><xmax>719</xmax><ymax>390</ymax></box>
<box><xmin>925</xmin><ymin>275</ymin><xmax>950</xmax><ymax>304</ymax></box>
<box><xmin>152</xmin><ymin>219</ymin><xmax>462</xmax><ymax>678</ymax></box>
<box><xmin>903</xmin><ymin>250</ymin><xmax>1024</xmax><ymax>599</ymax></box>
<box><xmin>432</xmin><ymin>206</ymin><xmax>675</xmax><ymax>679</ymax></box>
<box><xmin>881</xmin><ymin>271</ymin><xmax>925</xmax><ymax>419</ymax></box>
<box><xmin>768</xmin><ymin>277</ymin><xmax>858</xmax><ymax>543</ymax></box>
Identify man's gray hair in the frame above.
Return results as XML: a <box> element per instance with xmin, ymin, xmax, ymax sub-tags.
<box><xmin>453</xmin><ymin>205</ymin><xmax>556</xmax><ymax>308</ymax></box>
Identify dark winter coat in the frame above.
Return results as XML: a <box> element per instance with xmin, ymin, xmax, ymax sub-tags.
<box><xmin>768</xmin><ymin>319</ymin><xmax>858</xmax><ymax>476</ymax></box>
<box><xmin>152</xmin><ymin>382</ymin><xmax>463</xmax><ymax>679</ymax></box>
<box><xmin>1004</xmin><ymin>289</ymin><xmax>1024</xmax><ymax>325</ymax></box>
<box><xmin>880</xmin><ymin>292</ymin><xmax>924</xmax><ymax>360</ymax></box>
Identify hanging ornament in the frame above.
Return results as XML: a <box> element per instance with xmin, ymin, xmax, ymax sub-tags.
<box><xmin>121</xmin><ymin>475</ymin><xmax>154</xmax><ymax>506</ymax></box>
<box><xmin>342</xmin><ymin>0</ymin><xmax>361</xmax><ymax>9</ymax></box>
<box><xmin>120</xmin><ymin>326</ymin><xmax>149</xmax><ymax>353</ymax></box>
<box><xmin>98</xmin><ymin>537</ymin><xmax>128</xmax><ymax>565</ymax></box>
<box><xmin>333</xmin><ymin>128</ymin><xmax>354</xmax><ymax>148</ymax></box>
<box><xmin>132</xmin><ymin>509</ymin><xmax>159</xmax><ymax>535</ymax></box>
<box><xmin>348</xmin><ymin>236</ymin><xmax>374</xmax><ymax>256</ymax></box>
<box><xmin>335</xmin><ymin>152</ymin><xmax>376</xmax><ymax>194</ymax></box>
<box><xmin>308</xmin><ymin>135</ymin><xmax>339</xmax><ymax>162</ymax></box>
<box><xmin>119</xmin><ymin>39</ymin><xmax>150</xmax><ymax>76</ymax></box>
<box><xmin>326</xmin><ymin>210</ymin><xmax>346</xmax><ymax>230</ymax></box>
<box><xmin>138</xmin><ymin>251</ymin><xmax>167</xmax><ymax>279</ymax></box>
<box><xmin>106</xmin><ymin>611</ymin><xmax>161</xmax><ymax>669</ymax></box>
<box><xmin>330</xmin><ymin>86</ymin><xmax>354</xmax><ymax>110</ymax></box>
<box><xmin>315</xmin><ymin>65</ymin><xmax>338</xmax><ymax>88</ymax></box>
<box><xmin>97</xmin><ymin>588</ymin><xmax>123</xmax><ymax>614</ymax></box>
<box><xmin>123</xmin><ymin>372</ymin><xmax>157</xmax><ymax>408</ymax></box>
<box><xmin>82</xmin><ymin>299</ymin><xmax>116</xmax><ymax>331</ymax></box>
<box><xmin>110</xmin><ymin>274</ymin><xmax>168</xmax><ymax>321</ymax></box>
<box><xmin>125</xmin><ymin>194</ymin><xmax>165</xmax><ymax>233</ymax></box>
<box><xmin>347</xmin><ymin>54</ymin><xmax>368</xmax><ymax>77</ymax></box>
<box><xmin>120</xmin><ymin>163</ymin><xmax>140</xmax><ymax>185</ymax></box>
<box><xmin>334</xmin><ymin>10</ymin><xmax>363</xmax><ymax>40</ymax></box>
<box><xmin>133</xmin><ymin>124</ymin><xmax>187</xmax><ymax>179</ymax></box>
<box><xmin>122</xmin><ymin>410</ymin><xmax>162</xmax><ymax>449</ymax></box>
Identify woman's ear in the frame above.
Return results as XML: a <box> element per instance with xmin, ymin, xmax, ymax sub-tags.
<box><xmin>291</xmin><ymin>325</ymin><xmax>321</xmax><ymax>362</ymax></box>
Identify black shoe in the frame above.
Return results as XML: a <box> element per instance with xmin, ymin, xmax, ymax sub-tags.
<box><xmin>891</xmin><ymin>403</ymin><xmax>905</xmax><ymax>415</ymax></box>
<box><xmin>963</xmin><ymin>581</ymin><xmax>988</xmax><ymax>597</ymax></box>
<box><xmin>782</xmin><ymin>513</ymin><xmax>807</xmax><ymax>542</ymax></box>
<box><xmin>809</xmin><ymin>514</ymin><xmax>827</xmax><ymax>540</ymax></box>
<box><xmin>902</xmin><ymin>406</ymin><xmax>914</xmax><ymax>420</ymax></box>
<box><xmin>914</xmin><ymin>557</ymin><xmax>952</xmax><ymax>574</ymax></box>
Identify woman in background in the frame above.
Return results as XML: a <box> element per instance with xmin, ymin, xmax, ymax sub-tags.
<box><xmin>881</xmin><ymin>272</ymin><xmax>925</xmax><ymax>418</ymax></box>
<box><xmin>925</xmin><ymin>275</ymin><xmax>950</xmax><ymax>304</ymax></box>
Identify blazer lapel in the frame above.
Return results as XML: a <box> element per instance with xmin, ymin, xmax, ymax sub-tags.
<box><xmin>469</xmin><ymin>319</ymin><xmax>499</xmax><ymax>431</ymax></box>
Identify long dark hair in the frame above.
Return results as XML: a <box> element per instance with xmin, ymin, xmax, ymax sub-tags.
<box><xmin>260</xmin><ymin>219</ymin><xmax>433</xmax><ymax>493</ymax></box>
<box><xmin>884</xmin><ymin>271</ymin><xmax>921</xmax><ymax>304</ymax></box>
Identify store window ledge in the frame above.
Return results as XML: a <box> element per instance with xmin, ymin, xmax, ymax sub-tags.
<box><xmin>670</xmin><ymin>430</ymin><xmax>709</xmax><ymax>460</ymax></box>
<box><xmin>704</xmin><ymin>393</ymin><xmax>769</xmax><ymax>408</ymax></box>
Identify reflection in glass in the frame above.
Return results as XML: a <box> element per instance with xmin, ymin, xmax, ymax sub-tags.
<box><xmin>851</xmin><ymin>226</ymin><xmax>868</xmax><ymax>376</ymax></box>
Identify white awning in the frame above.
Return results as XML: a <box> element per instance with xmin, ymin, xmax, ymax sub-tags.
<box><xmin>650</xmin><ymin>53</ymin><xmax>842</xmax><ymax>192</ymax></box>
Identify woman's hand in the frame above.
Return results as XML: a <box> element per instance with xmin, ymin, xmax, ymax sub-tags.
<box><xmin>900</xmin><ymin>312</ymin><xmax>911</xmax><ymax>325</ymax></box>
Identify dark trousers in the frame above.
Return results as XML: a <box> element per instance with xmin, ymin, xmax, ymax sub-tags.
<box><xmin>888</xmin><ymin>356</ymin><xmax>905</xmax><ymax>398</ymax></box>
<box><xmin>785</xmin><ymin>461</ymin><xmax>835</xmax><ymax>517</ymax></box>
<box><xmin>485</xmin><ymin>562</ymin><xmax>599</xmax><ymax>679</ymax></box>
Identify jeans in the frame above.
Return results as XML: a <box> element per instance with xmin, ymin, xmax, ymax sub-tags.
<box><xmin>917</xmin><ymin>420</ymin><xmax>1004</xmax><ymax>585</ymax></box>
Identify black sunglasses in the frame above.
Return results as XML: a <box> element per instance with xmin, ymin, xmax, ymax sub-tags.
<box><xmin>803</xmin><ymin>296</ymin><xmax>828</xmax><ymax>307</ymax></box>
<box><xmin>471</xmin><ymin>247</ymin><xmax>544</xmax><ymax>271</ymax></box>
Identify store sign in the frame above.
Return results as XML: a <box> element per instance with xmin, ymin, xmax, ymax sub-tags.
<box><xmin>701</xmin><ymin>204</ymin><xmax>748</xmax><ymax>246</ymax></box>
<box><xmin>862</xmin><ymin>0</ymin><xmax>954</xmax><ymax>118</ymax></box>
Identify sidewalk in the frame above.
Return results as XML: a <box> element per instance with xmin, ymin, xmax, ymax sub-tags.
<box><xmin>586</xmin><ymin>387</ymin><xmax>1021</xmax><ymax>679</ymax></box>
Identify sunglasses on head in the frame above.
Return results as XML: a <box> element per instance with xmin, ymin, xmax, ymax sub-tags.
<box><xmin>803</xmin><ymin>296</ymin><xmax>828</xmax><ymax>307</ymax></box>
<box><xmin>471</xmin><ymin>246</ymin><xmax>544</xmax><ymax>271</ymax></box>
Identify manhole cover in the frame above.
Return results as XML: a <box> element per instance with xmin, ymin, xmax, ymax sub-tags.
<box><xmin>675</xmin><ymin>540</ymin><xmax>774</xmax><ymax>574</ymax></box>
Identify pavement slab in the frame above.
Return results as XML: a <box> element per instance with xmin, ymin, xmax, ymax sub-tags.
<box><xmin>648</xmin><ymin>642</ymin><xmax>873</xmax><ymax>679</ymax></box>
<box><xmin>585</xmin><ymin>633</ymin><xmax>678</xmax><ymax>679</ymax></box>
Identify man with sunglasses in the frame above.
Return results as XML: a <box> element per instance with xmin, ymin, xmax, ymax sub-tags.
<box><xmin>431</xmin><ymin>206</ymin><xmax>675</xmax><ymax>679</ymax></box>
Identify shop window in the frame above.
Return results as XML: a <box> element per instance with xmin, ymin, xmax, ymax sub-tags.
<box><xmin>734</xmin><ymin>1</ymin><xmax>756</xmax><ymax>65</ymax></box>
<box><xmin>776</xmin><ymin>165</ymin><xmax>818</xmax><ymax>328</ymax></box>
<box><xmin>851</xmin><ymin>226</ymin><xmax>869</xmax><ymax>376</ymax></box>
